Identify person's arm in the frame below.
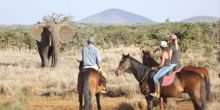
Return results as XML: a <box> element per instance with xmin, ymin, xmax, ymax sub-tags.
<box><xmin>158</xmin><ymin>53</ymin><xmax>165</xmax><ymax>68</ymax></box>
<box><xmin>174</xmin><ymin>39</ymin><xmax>179</xmax><ymax>50</ymax></box>
<box><xmin>169</xmin><ymin>48</ymin><xmax>173</xmax><ymax>60</ymax></box>
<box><xmin>151</xmin><ymin>53</ymin><xmax>165</xmax><ymax>70</ymax></box>
<box><xmin>96</xmin><ymin>49</ymin><xmax>102</xmax><ymax>69</ymax></box>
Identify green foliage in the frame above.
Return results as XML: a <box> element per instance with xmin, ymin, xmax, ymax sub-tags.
<box><xmin>0</xmin><ymin>27</ymin><xmax>36</xmax><ymax>50</ymax></box>
<box><xmin>0</xmin><ymin>22</ymin><xmax>219</xmax><ymax>54</ymax></box>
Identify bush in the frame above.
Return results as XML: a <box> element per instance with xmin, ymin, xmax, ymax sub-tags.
<box><xmin>0</xmin><ymin>22</ymin><xmax>219</xmax><ymax>55</ymax></box>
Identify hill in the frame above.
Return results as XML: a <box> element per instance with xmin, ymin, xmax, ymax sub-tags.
<box><xmin>79</xmin><ymin>8</ymin><xmax>154</xmax><ymax>24</ymax></box>
<box><xmin>181</xmin><ymin>16</ymin><xmax>219</xmax><ymax>23</ymax></box>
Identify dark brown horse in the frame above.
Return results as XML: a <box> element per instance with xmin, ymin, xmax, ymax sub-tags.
<box><xmin>115</xmin><ymin>54</ymin><xmax>207</xmax><ymax>110</ymax></box>
<box><xmin>77</xmin><ymin>60</ymin><xmax>103</xmax><ymax>110</ymax></box>
<box><xmin>142</xmin><ymin>50</ymin><xmax>211</xmax><ymax>102</ymax></box>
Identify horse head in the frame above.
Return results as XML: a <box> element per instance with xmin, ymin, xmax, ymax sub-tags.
<box><xmin>115</xmin><ymin>53</ymin><xmax>131</xmax><ymax>76</ymax></box>
<box><xmin>142</xmin><ymin>50</ymin><xmax>158</xmax><ymax>67</ymax></box>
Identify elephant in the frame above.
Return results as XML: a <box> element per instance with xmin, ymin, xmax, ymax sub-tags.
<box><xmin>31</xmin><ymin>23</ymin><xmax>77</xmax><ymax>67</ymax></box>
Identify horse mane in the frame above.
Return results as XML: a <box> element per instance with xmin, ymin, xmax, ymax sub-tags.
<box><xmin>129</xmin><ymin>56</ymin><xmax>149</xmax><ymax>68</ymax></box>
<box><xmin>130</xmin><ymin>56</ymin><xmax>143</xmax><ymax>65</ymax></box>
<box><xmin>128</xmin><ymin>55</ymin><xmax>150</xmax><ymax>81</ymax></box>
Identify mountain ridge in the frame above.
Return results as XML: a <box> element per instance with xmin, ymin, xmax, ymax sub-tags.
<box><xmin>79</xmin><ymin>8</ymin><xmax>154</xmax><ymax>24</ymax></box>
<box><xmin>181</xmin><ymin>16</ymin><xmax>219</xmax><ymax>23</ymax></box>
<box><xmin>79</xmin><ymin>9</ymin><xmax>219</xmax><ymax>24</ymax></box>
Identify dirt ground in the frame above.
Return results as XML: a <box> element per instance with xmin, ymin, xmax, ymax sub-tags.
<box><xmin>0</xmin><ymin>94</ymin><xmax>194</xmax><ymax>110</ymax></box>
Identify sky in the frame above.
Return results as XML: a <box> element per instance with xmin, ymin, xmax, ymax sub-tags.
<box><xmin>0</xmin><ymin>0</ymin><xmax>219</xmax><ymax>24</ymax></box>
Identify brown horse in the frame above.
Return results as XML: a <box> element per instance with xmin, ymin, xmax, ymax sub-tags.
<box><xmin>115</xmin><ymin>54</ymin><xmax>207</xmax><ymax>110</ymax></box>
<box><xmin>142</xmin><ymin>50</ymin><xmax>211</xmax><ymax>102</ymax></box>
<box><xmin>77</xmin><ymin>60</ymin><xmax>103</xmax><ymax>110</ymax></box>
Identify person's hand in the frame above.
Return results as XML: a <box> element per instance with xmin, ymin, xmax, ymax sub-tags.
<box><xmin>151</xmin><ymin>66</ymin><xmax>159</xmax><ymax>71</ymax></box>
<box><xmin>151</xmin><ymin>67</ymin><xmax>155</xmax><ymax>70</ymax></box>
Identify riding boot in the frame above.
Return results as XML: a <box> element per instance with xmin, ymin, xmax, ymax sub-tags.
<box><xmin>150</xmin><ymin>83</ymin><xmax>160</xmax><ymax>98</ymax></box>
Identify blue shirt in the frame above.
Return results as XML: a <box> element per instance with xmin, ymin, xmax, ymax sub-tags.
<box><xmin>82</xmin><ymin>44</ymin><xmax>101</xmax><ymax>67</ymax></box>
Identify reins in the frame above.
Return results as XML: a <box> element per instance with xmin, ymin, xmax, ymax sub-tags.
<box><xmin>139</xmin><ymin>69</ymin><xmax>151</xmax><ymax>83</ymax></box>
<box><xmin>128</xmin><ymin>57</ymin><xmax>151</xmax><ymax>83</ymax></box>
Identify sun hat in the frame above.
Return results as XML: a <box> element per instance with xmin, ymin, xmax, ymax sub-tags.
<box><xmin>160</xmin><ymin>41</ymin><xmax>168</xmax><ymax>48</ymax></box>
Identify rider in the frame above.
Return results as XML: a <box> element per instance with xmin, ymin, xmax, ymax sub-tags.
<box><xmin>82</xmin><ymin>36</ymin><xmax>107</xmax><ymax>93</ymax></box>
<box><xmin>150</xmin><ymin>41</ymin><xmax>176</xmax><ymax>98</ymax></box>
<box><xmin>169</xmin><ymin>34</ymin><xmax>180</xmax><ymax>70</ymax></box>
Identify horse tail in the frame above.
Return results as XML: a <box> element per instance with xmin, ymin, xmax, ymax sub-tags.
<box><xmin>200</xmin><ymin>76</ymin><xmax>207</xmax><ymax>109</ymax></box>
<box><xmin>83</xmin><ymin>75</ymin><xmax>90</xmax><ymax>110</ymax></box>
<box><xmin>203</xmin><ymin>68</ymin><xmax>211</xmax><ymax>102</ymax></box>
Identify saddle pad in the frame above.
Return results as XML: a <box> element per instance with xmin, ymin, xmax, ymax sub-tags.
<box><xmin>162</xmin><ymin>68</ymin><xmax>181</xmax><ymax>86</ymax></box>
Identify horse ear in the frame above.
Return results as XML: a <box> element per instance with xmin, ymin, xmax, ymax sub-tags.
<box><xmin>122</xmin><ymin>53</ymin><xmax>125</xmax><ymax>57</ymax></box>
<box><xmin>128</xmin><ymin>53</ymin><xmax>130</xmax><ymax>56</ymax></box>
<box><xmin>142</xmin><ymin>50</ymin><xmax>146</xmax><ymax>54</ymax></box>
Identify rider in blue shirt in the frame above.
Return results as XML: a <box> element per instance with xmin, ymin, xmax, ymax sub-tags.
<box><xmin>82</xmin><ymin>36</ymin><xmax>107</xmax><ymax>93</ymax></box>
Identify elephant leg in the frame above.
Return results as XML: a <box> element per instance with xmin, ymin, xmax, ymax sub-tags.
<box><xmin>48</xmin><ymin>46</ymin><xmax>53</xmax><ymax>66</ymax></box>
<box><xmin>42</xmin><ymin>45</ymin><xmax>50</xmax><ymax>67</ymax></box>
<box><xmin>36</xmin><ymin>41</ymin><xmax>44</xmax><ymax>67</ymax></box>
<box><xmin>51</xmin><ymin>43</ymin><xmax>58</xmax><ymax>67</ymax></box>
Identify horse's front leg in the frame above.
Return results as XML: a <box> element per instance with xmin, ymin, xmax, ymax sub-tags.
<box><xmin>145</xmin><ymin>95</ymin><xmax>153</xmax><ymax>110</ymax></box>
<box><xmin>96</xmin><ymin>93</ymin><xmax>101</xmax><ymax>110</ymax></box>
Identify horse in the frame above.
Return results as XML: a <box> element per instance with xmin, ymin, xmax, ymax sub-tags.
<box><xmin>115</xmin><ymin>54</ymin><xmax>207</xmax><ymax>110</ymax></box>
<box><xmin>142</xmin><ymin>50</ymin><xmax>211</xmax><ymax>102</ymax></box>
<box><xmin>77</xmin><ymin>60</ymin><xmax>104</xmax><ymax>110</ymax></box>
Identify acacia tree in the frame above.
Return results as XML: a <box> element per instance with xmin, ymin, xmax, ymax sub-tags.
<box><xmin>41</xmin><ymin>12</ymin><xmax>75</xmax><ymax>24</ymax></box>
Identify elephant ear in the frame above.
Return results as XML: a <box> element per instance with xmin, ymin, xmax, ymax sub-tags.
<box><xmin>59</xmin><ymin>25</ymin><xmax>76</xmax><ymax>43</ymax></box>
<box><xmin>31</xmin><ymin>24</ymin><xmax>47</xmax><ymax>41</ymax></box>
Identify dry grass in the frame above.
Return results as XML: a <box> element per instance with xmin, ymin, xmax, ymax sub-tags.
<box><xmin>0</xmin><ymin>46</ymin><xmax>219</xmax><ymax>109</ymax></box>
<box><xmin>0</xmin><ymin>46</ymin><xmax>142</xmax><ymax>97</ymax></box>
<box><xmin>0</xmin><ymin>92</ymin><xmax>27</xmax><ymax>110</ymax></box>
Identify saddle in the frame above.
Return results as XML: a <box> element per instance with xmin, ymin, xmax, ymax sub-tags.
<box><xmin>82</xmin><ymin>67</ymin><xmax>107</xmax><ymax>87</ymax></box>
<box><xmin>151</xmin><ymin>68</ymin><xmax>181</xmax><ymax>86</ymax></box>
